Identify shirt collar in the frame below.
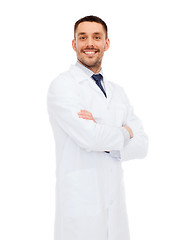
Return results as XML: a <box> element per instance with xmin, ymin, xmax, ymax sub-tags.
<box><xmin>76</xmin><ymin>61</ymin><xmax>104</xmax><ymax>79</ymax></box>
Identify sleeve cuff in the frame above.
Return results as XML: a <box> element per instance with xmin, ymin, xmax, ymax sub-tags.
<box><xmin>109</xmin><ymin>150</ymin><xmax>121</xmax><ymax>159</ymax></box>
<box><xmin>108</xmin><ymin>127</ymin><xmax>130</xmax><ymax>161</ymax></box>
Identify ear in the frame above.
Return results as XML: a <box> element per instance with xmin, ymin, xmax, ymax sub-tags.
<box><xmin>72</xmin><ymin>39</ymin><xmax>76</xmax><ymax>52</ymax></box>
<box><xmin>104</xmin><ymin>38</ymin><xmax>110</xmax><ymax>51</ymax></box>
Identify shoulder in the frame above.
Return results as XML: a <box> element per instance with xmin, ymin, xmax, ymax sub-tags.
<box><xmin>48</xmin><ymin>68</ymin><xmax>77</xmax><ymax>95</ymax></box>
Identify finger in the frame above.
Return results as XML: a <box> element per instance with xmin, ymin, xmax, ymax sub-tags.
<box><xmin>79</xmin><ymin>110</ymin><xmax>91</xmax><ymax>114</ymax></box>
<box><xmin>78</xmin><ymin>114</ymin><xmax>93</xmax><ymax>120</ymax></box>
<box><xmin>80</xmin><ymin>109</ymin><xmax>89</xmax><ymax>113</ymax></box>
<box><xmin>78</xmin><ymin>110</ymin><xmax>89</xmax><ymax>114</ymax></box>
<box><xmin>79</xmin><ymin>116</ymin><xmax>93</xmax><ymax>120</ymax></box>
<box><xmin>78</xmin><ymin>113</ymin><xmax>92</xmax><ymax>118</ymax></box>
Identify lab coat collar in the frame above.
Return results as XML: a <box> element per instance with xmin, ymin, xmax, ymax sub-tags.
<box><xmin>69</xmin><ymin>64</ymin><xmax>89</xmax><ymax>83</ymax></box>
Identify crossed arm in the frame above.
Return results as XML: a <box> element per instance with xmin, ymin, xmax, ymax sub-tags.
<box><xmin>48</xmin><ymin>79</ymin><xmax>148</xmax><ymax>160</ymax></box>
<box><xmin>77</xmin><ymin>109</ymin><xmax>133</xmax><ymax>139</ymax></box>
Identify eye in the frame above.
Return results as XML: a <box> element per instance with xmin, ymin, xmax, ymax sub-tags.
<box><xmin>79</xmin><ymin>36</ymin><xmax>86</xmax><ymax>40</ymax></box>
<box><xmin>94</xmin><ymin>36</ymin><xmax>100</xmax><ymax>40</ymax></box>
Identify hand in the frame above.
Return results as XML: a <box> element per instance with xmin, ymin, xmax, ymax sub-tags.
<box><xmin>77</xmin><ymin>110</ymin><xmax>96</xmax><ymax>123</ymax></box>
<box><xmin>123</xmin><ymin>125</ymin><xmax>133</xmax><ymax>139</ymax></box>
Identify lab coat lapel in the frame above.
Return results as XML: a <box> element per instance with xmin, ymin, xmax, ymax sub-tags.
<box><xmin>88</xmin><ymin>76</ymin><xmax>114</xmax><ymax>104</ymax></box>
<box><xmin>103</xmin><ymin>76</ymin><xmax>113</xmax><ymax>104</ymax></box>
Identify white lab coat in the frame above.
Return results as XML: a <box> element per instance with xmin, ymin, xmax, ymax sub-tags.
<box><xmin>47</xmin><ymin>64</ymin><xmax>148</xmax><ymax>240</ymax></box>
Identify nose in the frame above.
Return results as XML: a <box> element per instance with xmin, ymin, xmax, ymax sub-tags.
<box><xmin>85</xmin><ymin>36</ymin><xmax>94</xmax><ymax>48</ymax></box>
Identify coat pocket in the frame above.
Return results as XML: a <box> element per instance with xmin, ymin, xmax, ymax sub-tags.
<box><xmin>61</xmin><ymin>168</ymin><xmax>101</xmax><ymax>217</ymax></box>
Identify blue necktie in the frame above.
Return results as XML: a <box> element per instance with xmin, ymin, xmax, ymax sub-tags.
<box><xmin>91</xmin><ymin>74</ymin><xmax>107</xmax><ymax>98</ymax></box>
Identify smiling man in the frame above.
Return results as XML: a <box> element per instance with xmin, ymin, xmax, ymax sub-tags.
<box><xmin>47</xmin><ymin>15</ymin><xmax>148</xmax><ymax>240</ymax></box>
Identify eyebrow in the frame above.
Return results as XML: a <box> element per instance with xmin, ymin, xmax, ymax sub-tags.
<box><xmin>77</xmin><ymin>32</ymin><xmax>103</xmax><ymax>36</ymax></box>
<box><xmin>93</xmin><ymin>32</ymin><xmax>103</xmax><ymax>35</ymax></box>
<box><xmin>78</xmin><ymin>32</ymin><xmax>86</xmax><ymax>36</ymax></box>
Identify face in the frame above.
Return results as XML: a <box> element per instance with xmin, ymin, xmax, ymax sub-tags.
<box><xmin>72</xmin><ymin>21</ymin><xmax>110</xmax><ymax>73</ymax></box>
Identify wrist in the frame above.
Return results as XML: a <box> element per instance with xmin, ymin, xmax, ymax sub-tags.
<box><xmin>123</xmin><ymin>126</ymin><xmax>133</xmax><ymax>139</ymax></box>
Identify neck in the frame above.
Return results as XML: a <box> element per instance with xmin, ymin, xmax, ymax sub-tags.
<box><xmin>78</xmin><ymin>60</ymin><xmax>102</xmax><ymax>74</ymax></box>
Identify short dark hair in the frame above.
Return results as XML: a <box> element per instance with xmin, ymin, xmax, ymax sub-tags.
<box><xmin>74</xmin><ymin>15</ymin><xmax>108</xmax><ymax>39</ymax></box>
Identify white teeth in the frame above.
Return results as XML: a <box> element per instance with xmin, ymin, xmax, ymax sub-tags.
<box><xmin>84</xmin><ymin>51</ymin><xmax>96</xmax><ymax>54</ymax></box>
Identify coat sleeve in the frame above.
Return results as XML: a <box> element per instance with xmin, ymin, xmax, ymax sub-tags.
<box><xmin>47</xmin><ymin>76</ymin><xmax>127</xmax><ymax>152</ymax></box>
<box><xmin>118</xmin><ymin>88</ymin><xmax>149</xmax><ymax>161</ymax></box>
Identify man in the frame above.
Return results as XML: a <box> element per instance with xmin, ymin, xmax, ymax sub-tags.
<box><xmin>47</xmin><ymin>15</ymin><xmax>148</xmax><ymax>240</ymax></box>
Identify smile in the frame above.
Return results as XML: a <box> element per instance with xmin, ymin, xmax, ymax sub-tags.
<box><xmin>83</xmin><ymin>50</ymin><xmax>98</xmax><ymax>56</ymax></box>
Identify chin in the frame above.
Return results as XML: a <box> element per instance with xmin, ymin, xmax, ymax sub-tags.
<box><xmin>81</xmin><ymin>60</ymin><xmax>98</xmax><ymax>68</ymax></box>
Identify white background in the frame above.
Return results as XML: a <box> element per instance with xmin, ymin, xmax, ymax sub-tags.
<box><xmin>0</xmin><ymin>0</ymin><xmax>194</xmax><ymax>239</ymax></box>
